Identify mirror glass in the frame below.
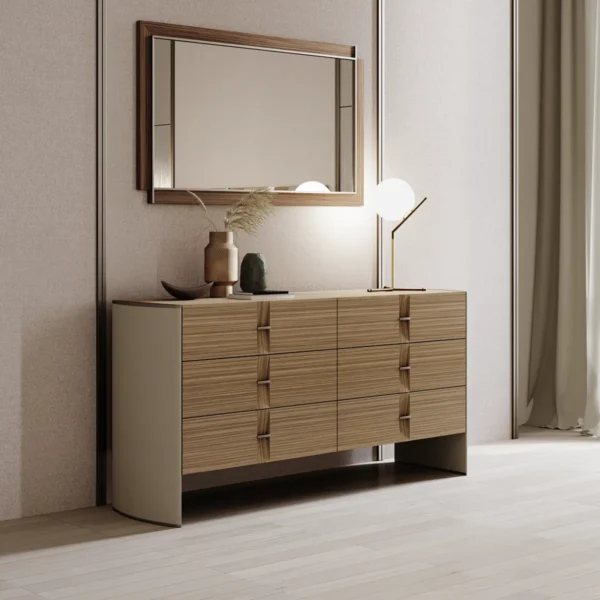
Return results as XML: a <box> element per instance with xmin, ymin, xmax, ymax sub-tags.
<box><xmin>152</xmin><ymin>38</ymin><xmax>356</xmax><ymax>193</ymax></box>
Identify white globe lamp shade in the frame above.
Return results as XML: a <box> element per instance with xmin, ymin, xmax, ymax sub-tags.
<box><xmin>295</xmin><ymin>181</ymin><xmax>330</xmax><ymax>193</ymax></box>
<box><xmin>374</xmin><ymin>178</ymin><xmax>416</xmax><ymax>221</ymax></box>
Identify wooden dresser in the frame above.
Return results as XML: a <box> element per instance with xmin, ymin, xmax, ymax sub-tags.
<box><xmin>112</xmin><ymin>289</ymin><xmax>467</xmax><ymax>526</ymax></box>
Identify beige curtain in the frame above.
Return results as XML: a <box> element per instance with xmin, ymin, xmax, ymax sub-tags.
<box><xmin>526</xmin><ymin>0</ymin><xmax>588</xmax><ymax>429</ymax></box>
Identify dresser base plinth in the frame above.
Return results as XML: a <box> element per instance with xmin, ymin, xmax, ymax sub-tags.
<box><xmin>113</xmin><ymin>506</ymin><xmax>182</xmax><ymax>528</ymax></box>
<box><xmin>394</xmin><ymin>433</ymin><xmax>467</xmax><ymax>475</ymax></box>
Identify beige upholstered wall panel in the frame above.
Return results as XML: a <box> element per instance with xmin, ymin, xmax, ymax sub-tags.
<box><xmin>105</xmin><ymin>0</ymin><xmax>377</xmax><ymax>490</ymax></box>
<box><xmin>0</xmin><ymin>0</ymin><xmax>96</xmax><ymax>520</ymax></box>
<box><xmin>106</xmin><ymin>0</ymin><xmax>376</xmax><ymax>303</ymax></box>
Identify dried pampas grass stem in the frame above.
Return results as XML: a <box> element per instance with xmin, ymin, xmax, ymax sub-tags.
<box><xmin>187</xmin><ymin>190</ymin><xmax>218</xmax><ymax>231</ymax></box>
<box><xmin>187</xmin><ymin>187</ymin><xmax>274</xmax><ymax>235</ymax></box>
<box><xmin>224</xmin><ymin>188</ymin><xmax>274</xmax><ymax>235</ymax></box>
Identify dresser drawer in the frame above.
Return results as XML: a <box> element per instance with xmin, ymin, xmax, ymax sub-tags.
<box><xmin>182</xmin><ymin>299</ymin><xmax>337</xmax><ymax>360</ymax></box>
<box><xmin>410</xmin><ymin>293</ymin><xmax>466</xmax><ymax>342</ymax></box>
<box><xmin>338</xmin><ymin>345</ymin><xmax>409</xmax><ymax>401</ymax></box>
<box><xmin>182</xmin><ymin>412</ymin><xmax>258</xmax><ymax>474</ymax></box>
<box><xmin>183</xmin><ymin>304</ymin><xmax>257</xmax><ymax>361</ymax></box>
<box><xmin>410</xmin><ymin>387</ymin><xmax>466</xmax><ymax>440</ymax></box>
<box><xmin>183</xmin><ymin>350</ymin><xmax>337</xmax><ymax>418</ymax></box>
<box><xmin>410</xmin><ymin>339</ymin><xmax>466</xmax><ymax>391</ymax></box>
<box><xmin>338</xmin><ymin>296</ymin><xmax>409</xmax><ymax>348</ymax></box>
<box><xmin>269</xmin><ymin>350</ymin><xmax>337</xmax><ymax>408</ymax></box>
<box><xmin>183</xmin><ymin>357</ymin><xmax>257</xmax><ymax>418</ymax></box>
<box><xmin>267</xmin><ymin>300</ymin><xmax>337</xmax><ymax>354</ymax></box>
<box><xmin>269</xmin><ymin>403</ymin><xmax>337</xmax><ymax>462</ymax></box>
<box><xmin>338</xmin><ymin>394</ymin><xmax>410</xmax><ymax>451</ymax></box>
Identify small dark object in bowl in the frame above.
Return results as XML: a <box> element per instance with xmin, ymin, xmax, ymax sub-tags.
<box><xmin>240</xmin><ymin>253</ymin><xmax>268</xmax><ymax>293</ymax></box>
<box><xmin>161</xmin><ymin>280</ymin><xmax>213</xmax><ymax>300</ymax></box>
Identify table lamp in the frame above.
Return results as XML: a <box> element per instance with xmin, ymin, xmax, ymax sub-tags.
<box><xmin>369</xmin><ymin>178</ymin><xmax>428</xmax><ymax>292</ymax></box>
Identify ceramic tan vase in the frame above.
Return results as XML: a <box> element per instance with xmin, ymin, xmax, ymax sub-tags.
<box><xmin>204</xmin><ymin>231</ymin><xmax>238</xmax><ymax>298</ymax></box>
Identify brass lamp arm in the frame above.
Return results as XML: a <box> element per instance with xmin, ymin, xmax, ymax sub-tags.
<box><xmin>391</xmin><ymin>197</ymin><xmax>428</xmax><ymax>288</ymax></box>
<box><xmin>391</xmin><ymin>196</ymin><xmax>428</xmax><ymax>238</ymax></box>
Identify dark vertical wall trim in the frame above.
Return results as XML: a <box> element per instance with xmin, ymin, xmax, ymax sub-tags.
<box><xmin>96</xmin><ymin>0</ymin><xmax>108</xmax><ymax>504</ymax></box>
<box><xmin>170</xmin><ymin>40</ymin><xmax>176</xmax><ymax>188</ymax></box>
<box><xmin>511</xmin><ymin>0</ymin><xmax>518</xmax><ymax>439</ymax></box>
<box><xmin>375</xmin><ymin>0</ymin><xmax>384</xmax><ymax>462</ymax></box>
<box><xmin>376</xmin><ymin>0</ymin><xmax>384</xmax><ymax>288</ymax></box>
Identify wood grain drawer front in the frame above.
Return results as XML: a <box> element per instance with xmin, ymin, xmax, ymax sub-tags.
<box><xmin>338</xmin><ymin>345</ymin><xmax>409</xmax><ymax>401</ymax></box>
<box><xmin>269</xmin><ymin>350</ymin><xmax>337</xmax><ymax>408</ymax></box>
<box><xmin>338</xmin><ymin>395</ymin><xmax>410</xmax><ymax>451</ymax></box>
<box><xmin>338</xmin><ymin>296</ymin><xmax>409</xmax><ymax>348</ymax></box>
<box><xmin>410</xmin><ymin>293</ymin><xmax>466</xmax><ymax>342</ymax></box>
<box><xmin>269</xmin><ymin>403</ymin><xmax>337</xmax><ymax>462</ymax></box>
<box><xmin>182</xmin><ymin>412</ymin><xmax>257</xmax><ymax>474</ymax></box>
<box><xmin>183</xmin><ymin>357</ymin><xmax>257</xmax><ymax>418</ymax></box>
<box><xmin>268</xmin><ymin>300</ymin><xmax>337</xmax><ymax>354</ymax></box>
<box><xmin>183</xmin><ymin>304</ymin><xmax>257</xmax><ymax>361</ymax></box>
<box><xmin>410</xmin><ymin>339</ymin><xmax>466</xmax><ymax>391</ymax></box>
<box><xmin>410</xmin><ymin>387</ymin><xmax>466</xmax><ymax>440</ymax></box>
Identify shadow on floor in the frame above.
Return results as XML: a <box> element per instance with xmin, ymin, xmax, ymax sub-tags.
<box><xmin>183</xmin><ymin>462</ymin><xmax>460</xmax><ymax>525</ymax></box>
<box><xmin>0</xmin><ymin>504</ymin><xmax>170</xmax><ymax>557</ymax></box>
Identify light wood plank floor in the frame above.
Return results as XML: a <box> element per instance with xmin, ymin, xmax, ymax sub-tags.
<box><xmin>1</xmin><ymin>428</ymin><xmax>599</xmax><ymax>599</ymax></box>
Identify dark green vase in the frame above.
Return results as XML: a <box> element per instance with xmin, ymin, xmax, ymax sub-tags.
<box><xmin>240</xmin><ymin>253</ymin><xmax>268</xmax><ymax>293</ymax></box>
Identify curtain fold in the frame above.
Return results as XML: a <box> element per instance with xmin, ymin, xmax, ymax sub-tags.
<box><xmin>526</xmin><ymin>0</ymin><xmax>589</xmax><ymax>430</ymax></box>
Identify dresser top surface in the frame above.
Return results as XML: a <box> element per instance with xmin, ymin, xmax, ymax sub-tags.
<box><xmin>114</xmin><ymin>289</ymin><xmax>465</xmax><ymax>308</ymax></box>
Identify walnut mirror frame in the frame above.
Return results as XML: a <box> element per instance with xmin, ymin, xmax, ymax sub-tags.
<box><xmin>137</xmin><ymin>21</ymin><xmax>364</xmax><ymax>206</ymax></box>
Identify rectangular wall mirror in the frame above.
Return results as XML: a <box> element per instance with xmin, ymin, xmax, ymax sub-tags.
<box><xmin>138</xmin><ymin>22</ymin><xmax>364</xmax><ymax>206</ymax></box>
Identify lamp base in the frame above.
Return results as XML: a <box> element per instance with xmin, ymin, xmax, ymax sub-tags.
<box><xmin>367</xmin><ymin>286</ymin><xmax>427</xmax><ymax>293</ymax></box>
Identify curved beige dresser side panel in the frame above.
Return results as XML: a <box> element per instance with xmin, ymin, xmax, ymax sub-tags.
<box><xmin>112</xmin><ymin>304</ymin><xmax>183</xmax><ymax>527</ymax></box>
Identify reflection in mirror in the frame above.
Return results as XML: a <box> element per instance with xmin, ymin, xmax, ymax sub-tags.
<box><xmin>152</xmin><ymin>38</ymin><xmax>355</xmax><ymax>193</ymax></box>
<box><xmin>153</xmin><ymin>38</ymin><xmax>174</xmax><ymax>188</ymax></box>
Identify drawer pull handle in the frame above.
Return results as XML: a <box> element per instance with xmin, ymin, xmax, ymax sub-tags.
<box><xmin>257</xmin><ymin>380</ymin><xmax>271</xmax><ymax>386</ymax></box>
<box><xmin>399</xmin><ymin>366</ymin><xmax>411</xmax><ymax>372</ymax></box>
<box><xmin>257</xmin><ymin>433</ymin><xmax>271</xmax><ymax>440</ymax></box>
<box><xmin>399</xmin><ymin>415</ymin><xmax>411</xmax><ymax>421</ymax></box>
<box><xmin>399</xmin><ymin>317</ymin><xmax>411</xmax><ymax>322</ymax></box>
<box><xmin>257</xmin><ymin>325</ymin><xmax>271</xmax><ymax>331</ymax></box>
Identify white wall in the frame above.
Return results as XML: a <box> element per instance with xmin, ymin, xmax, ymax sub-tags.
<box><xmin>383</xmin><ymin>0</ymin><xmax>512</xmax><ymax>443</ymax></box>
<box><xmin>174</xmin><ymin>42</ymin><xmax>337</xmax><ymax>190</ymax></box>
<box><xmin>0</xmin><ymin>0</ymin><xmax>96</xmax><ymax>520</ymax></box>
